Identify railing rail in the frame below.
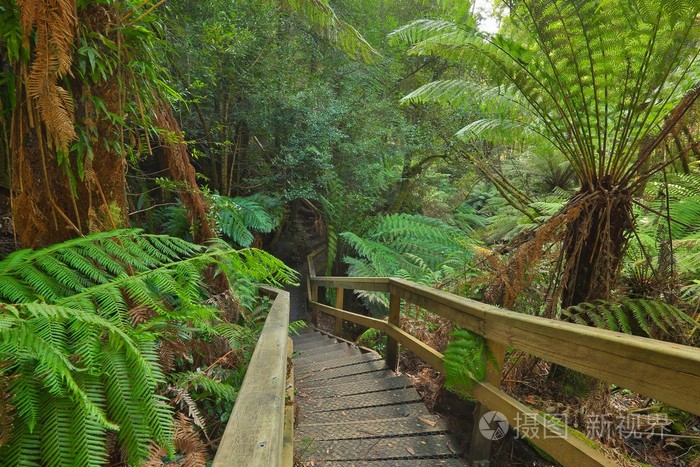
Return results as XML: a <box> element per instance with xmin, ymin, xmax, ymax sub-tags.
<box><xmin>306</xmin><ymin>250</ymin><xmax>700</xmax><ymax>466</ymax></box>
<box><xmin>213</xmin><ymin>286</ymin><xmax>292</xmax><ymax>467</ymax></box>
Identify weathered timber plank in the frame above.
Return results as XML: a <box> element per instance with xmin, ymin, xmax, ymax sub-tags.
<box><xmin>297</xmin><ymin>359</ymin><xmax>389</xmax><ymax>383</ymax></box>
<box><xmin>311</xmin><ymin>302</ymin><xmax>386</xmax><ymax>328</ymax></box>
<box><xmin>386</xmin><ymin>293</ymin><xmax>401</xmax><ymax>370</ymax></box>
<box><xmin>298</xmin><ymin>369</ymin><xmax>396</xmax><ymax>389</ymax></box>
<box><xmin>389</xmin><ymin>278</ymin><xmax>700</xmax><ymax>415</ymax></box>
<box><xmin>296</xmin><ymin>415</ymin><xmax>449</xmax><ymax>441</ymax></box>
<box><xmin>294</xmin><ymin>337</ymin><xmax>338</xmax><ymax>351</ymax></box>
<box><xmin>464</xmin><ymin>380</ymin><xmax>615</xmax><ymax>466</ymax></box>
<box><xmin>384</xmin><ymin>322</ymin><xmax>444</xmax><ymax>373</ymax></box>
<box><xmin>298</xmin><ymin>387</ymin><xmax>422</xmax><ymax>413</ymax></box>
<box><xmin>291</xmin><ymin>332</ymin><xmax>327</xmax><ymax>343</ymax></box>
<box><xmin>310</xmin><ymin>276</ymin><xmax>391</xmax><ymax>292</ymax></box>
<box><xmin>297</xmin><ymin>402</ymin><xmax>429</xmax><ymax>424</ymax></box>
<box><xmin>294</xmin><ymin>343</ymin><xmax>360</xmax><ymax>361</ymax></box>
<box><xmin>322</xmin><ymin>459</ymin><xmax>465</xmax><ymax>466</ymax></box>
<box><xmin>213</xmin><ymin>289</ymin><xmax>289</xmax><ymax>467</ymax></box>
<box><xmin>301</xmin><ymin>375</ymin><xmax>411</xmax><ymax>399</ymax></box>
<box><xmin>282</xmin><ymin>337</ymin><xmax>294</xmax><ymax>467</ymax></box>
<box><xmin>294</xmin><ymin>349</ymin><xmax>361</xmax><ymax>367</ymax></box>
<box><xmin>295</xmin><ymin>352</ymin><xmax>382</xmax><ymax>374</ymax></box>
<box><xmin>307</xmin><ymin>433</ymin><xmax>461</xmax><ymax>461</ymax></box>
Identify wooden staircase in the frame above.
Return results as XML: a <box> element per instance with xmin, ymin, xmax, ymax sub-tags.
<box><xmin>292</xmin><ymin>330</ymin><xmax>465</xmax><ymax>466</ymax></box>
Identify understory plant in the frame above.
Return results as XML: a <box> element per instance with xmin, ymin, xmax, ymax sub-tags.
<box><xmin>156</xmin><ymin>193</ymin><xmax>284</xmax><ymax>248</ymax></box>
<box><xmin>342</xmin><ymin>213</ymin><xmax>477</xmax><ymax>311</ymax></box>
<box><xmin>0</xmin><ymin>229</ymin><xmax>295</xmax><ymax>465</ymax></box>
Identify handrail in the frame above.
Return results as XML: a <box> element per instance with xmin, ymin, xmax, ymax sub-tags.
<box><xmin>306</xmin><ymin>253</ymin><xmax>700</xmax><ymax>466</ymax></box>
<box><xmin>213</xmin><ymin>286</ymin><xmax>291</xmax><ymax>467</ymax></box>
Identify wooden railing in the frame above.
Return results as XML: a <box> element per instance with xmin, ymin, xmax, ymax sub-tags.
<box><xmin>213</xmin><ymin>286</ymin><xmax>294</xmax><ymax>467</ymax></box>
<box><xmin>307</xmin><ymin>249</ymin><xmax>700</xmax><ymax>466</ymax></box>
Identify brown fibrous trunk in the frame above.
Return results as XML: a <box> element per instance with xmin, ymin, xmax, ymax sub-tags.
<box><xmin>560</xmin><ymin>188</ymin><xmax>633</xmax><ymax>308</ymax></box>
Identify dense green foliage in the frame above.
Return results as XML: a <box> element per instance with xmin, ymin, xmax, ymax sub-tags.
<box><xmin>1</xmin><ymin>0</ymin><xmax>700</xmax><ymax>464</ymax></box>
<box><xmin>0</xmin><ymin>230</ymin><xmax>294</xmax><ymax>464</ymax></box>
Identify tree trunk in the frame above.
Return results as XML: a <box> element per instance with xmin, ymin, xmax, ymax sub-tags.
<box><xmin>560</xmin><ymin>189</ymin><xmax>633</xmax><ymax>308</ymax></box>
<box><xmin>152</xmin><ymin>102</ymin><xmax>217</xmax><ymax>244</ymax></box>
<box><xmin>11</xmin><ymin>67</ymin><xmax>128</xmax><ymax>248</ymax></box>
<box><xmin>552</xmin><ymin>187</ymin><xmax>632</xmax><ymax>395</ymax></box>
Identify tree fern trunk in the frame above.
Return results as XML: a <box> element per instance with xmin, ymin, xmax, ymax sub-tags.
<box><xmin>553</xmin><ymin>188</ymin><xmax>632</xmax><ymax>394</ymax></box>
<box><xmin>560</xmin><ymin>188</ymin><xmax>633</xmax><ymax>308</ymax></box>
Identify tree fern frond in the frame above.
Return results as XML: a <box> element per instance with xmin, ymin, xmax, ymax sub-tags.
<box><xmin>210</xmin><ymin>194</ymin><xmax>284</xmax><ymax>247</ymax></box>
<box><xmin>389</xmin><ymin>18</ymin><xmax>465</xmax><ymax>46</ymax></box>
<box><xmin>40</xmin><ymin>395</ymin><xmax>75</xmax><ymax>465</ymax></box>
<box><xmin>69</xmin><ymin>375</ymin><xmax>108</xmax><ymax>467</ymax></box>
<box><xmin>561</xmin><ymin>298</ymin><xmax>693</xmax><ymax>338</ymax></box>
<box><xmin>172</xmin><ymin>371</ymin><xmax>238</xmax><ymax>403</ymax></box>
<box><xmin>280</xmin><ymin>0</ymin><xmax>380</xmax><ymax>63</ymax></box>
<box><xmin>101</xmin><ymin>345</ymin><xmax>153</xmax><ymax>463</ymax></box>
<box><xmin>0</xmin><ymin>415</ymin><xmax>42</xmax><ymax>466</ymax></box>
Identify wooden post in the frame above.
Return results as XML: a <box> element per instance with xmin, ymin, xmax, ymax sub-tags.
<box><xmin>469</xmin><ymin>341</ymin><xmax>507</xmax><ymax>465</ymax></box>
<box><xmin>334</xmin><ymin>287</ymin><xmax>344</xmax><ymax>335</ymax></box>
<box><xmin>307</xmin><ymin>256</ymin><xmax>319</xmax><ymax>326</ymax></box>
<box><xmin>282</xmin><ymin>337</ymin><xmax>294</xmax><ymax>466</ymax></box>
<box><xmin>385</xmin><ymin>290</ymin><xmax>401</xmax><ymax>371</ymax></box>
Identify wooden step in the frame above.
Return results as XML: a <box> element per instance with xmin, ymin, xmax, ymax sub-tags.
<box><xmin>298</xmin><ymin>387</ymin><xmax>423</xmax><ymax>413</ymax></box>
<box><xmin>306</xmin><ymin>433</ymin><xmax>461</xmax><ymax>462</ymax></box>
<box><xmin>291</xmin><ymin>331</ymin><xmax>326</xmax><ymax>343</ymax></box>
<box><xmin>294</xmin><ymin>342</ymin><xmax>360</xmax><ymax>360</ymax></box>
<box><xmin>298</xmin><ymin>369</ymin><xmax>396</xmax><ymax>388</ymax></box>
<box><xmin>294</xmin><ymin>346</ymin><xmax>361</xmax><ymax>364</ymax></box>
<box><xmin>322</xmin><ymin>457</ymin><xmax>466</xmax><ymax>466</ymax></box>
<box><xmin>297</xmin><ymin>360</ymin><xmax>389</xmax><ymax>385</ymax></box>
<box><xmin>298</xmin><ymin>401</ymin><xmax>430</xmax><ymax>424</ymax></box>
<box><xmin>301</xmin><ymin>375</ymin><xmax>412</xmax><ymax>399</ymax></box>
<box><xmin>294</xmin><ymin>352</ymin><xmax>382</xmax><ymax>374</ymax></box>
<box><xmin>294</xmin><ymin>337</ymin><xmax>338</xmax><ymax>351</ymax></box>
<box><xmin>296</xmin><ymin>415</ymin><xmax>449</xmax><ymax>441</ymax></box>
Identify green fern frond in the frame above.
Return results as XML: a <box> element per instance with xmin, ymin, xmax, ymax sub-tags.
<box><xmin>289</xmin><ymin>320</ymin><xmax>307</xmax><ymax>336</ymax></box>
<box><xmin>561</xmin><ymin>299</ymin><xmax>694</xmax><ymax>338</ymax></box>
<box><xmin>443</xmin><ymin>329</ymin><xmax>494</xmax><ymax>390</ymax></box>
<box><xmin>0</xmin><ymin>230</ymin><xmax>295</xmax><ymax>464</ymax></box>
<box><xmin>341</xmin><ymin>214</ymin><xmax>475</xmax><ymax>313</ymax></box>
<box><xmin>395</xmin><ymin>0</ymin><xmax>700</xmax><ymax>188</ymax></box>
<box><xmin>280</xmin><ymin>0</ymin><xmax>380</xmax><ymax>62</ymax></box>
<box><xmin>389</xmin><ymin>18</ymin><xmax>466</xmax><ymax>46</ymax></box>
<box><xmin>101</xmin><ymin>345</ymin><xmax>156</xmax><ymax>463</ymax></box>
<box><xmin>172</xmin><ymin>371</ymin><xmax>238</xmax><ymax>403</ymax></box>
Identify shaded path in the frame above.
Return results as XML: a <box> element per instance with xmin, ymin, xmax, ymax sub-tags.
<box><xmin>287</xmin><ymin>261</ymin><xmax>311</xmax><ymax>322</ymax></box>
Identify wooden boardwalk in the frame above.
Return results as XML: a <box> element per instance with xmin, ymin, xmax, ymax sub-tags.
<box><xmin>292</xmin><ymin>330</ymin><xmax>465</xmax><ymax>466</ymax></box>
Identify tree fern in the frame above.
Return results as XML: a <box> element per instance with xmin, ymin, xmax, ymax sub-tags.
<box><xmin>159</xmin><ymin>194</ymin><xmax>285</xmax><ymax>248</ymax></box>
<box><xmin>0</xmin><ymin>229</ymin><xmax>295</xmax><ymax>464</ymax></box>
<box><xmin>342</xmin><ymin>213</ymin><xmax>475</xmax><ymax>273</ymax></box>
<box><xmin>560</xmin><ymin>299</ymin><xmax>694</xmax><ymax>339</ymax></box>
<box><xmin>341</xmin><ymin>214</ymin><xmax>476</xmax><ymax>311</ymax></box>
<box><xmin>392</xmin><ymin>0</ymin><xmax>700</xmax><ymax>311</ymax></box>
